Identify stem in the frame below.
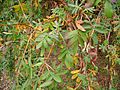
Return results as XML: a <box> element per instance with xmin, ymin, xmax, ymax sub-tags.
<box><xmin>107</xmin><ymin>56</ymin><xmax>111</xmax><ymax>90</ymax></box>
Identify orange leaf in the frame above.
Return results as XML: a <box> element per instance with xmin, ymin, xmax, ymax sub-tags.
<box><xmin>34</xmin><ymin>26</ymin><xmax>42</xmax><ymax>31</ymax></box>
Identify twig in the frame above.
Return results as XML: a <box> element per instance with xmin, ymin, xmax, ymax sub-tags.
<box><xmin>46</xmin><ymin>42</ymin><xmax>55</xmax><ymax>59</ymax></box>
<box><xmin>22</xmin><ymin>32</ymin><xmax>34</xmax><ymax>62</ymax></box>
<box><xmin>44</xmin><ymin>62</ymin><xmax>55</xmax><ymax>72</ymax></box>
<box><xmin>16</xmin><ymin>31</ymin><xmax>34</xmax><ymax>75</ymax></box>
<box><xmin>17</xmin><ymin>0</ymin><xmax>31</xmax><ymax>24</ymax></box>
<box><xmin>40</xmin><ymin>42</ymin><xmax>55</xmax><ymax>73</ymax></box>
<box><xmin>74</xmin><ymin>82</ymin><xmax>81</xmax><ymax>90</ymax></box>
<box><xmin>107</xmin><ymin>32</ymin><xmax>111</xmax><ymax>42</ymax></box>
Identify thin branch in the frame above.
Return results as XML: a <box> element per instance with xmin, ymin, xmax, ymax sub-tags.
<box><xmin>74</xmin><ymin>82</ymin><xmax>81</xmax><ymax>90</ymax></box>
<box><xmin>44</xmin><ymin>62</ymin><xmax>55</xmax><ymax>72</ymax></box>
<box><xmin>17</xmin><ymin>0</ymin><xmax>31</xmax><ymax>24</ymax></box>
<box><xmin>40</xmin><ymin>42</ymin><xmax>55</xmax><ymax>73</ymax></box>
<box><xmin>22</xmin><ymin>32</ymin><xmax>34</xmax><ymax>61</ymax></box>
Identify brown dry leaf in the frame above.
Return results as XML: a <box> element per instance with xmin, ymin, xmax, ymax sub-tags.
<box><xmin>75</xmin><ymin>20</ymin><xmax>84</xmax><ymax>25</ymax></box>
<box><xmin>88</xmin><ymin>48</ymin><xmax>97</xmax><ymax>56</ymax></box>
<box><xmin>80</xmin><ymin>60</ymin><xmax>85</xmax><ymax>68</ymax></box>
<box><xmin>0</xmin><ymin>43</ymin><xmax>3</xmax><ymax>47</ymax></box>
<box><xmin>111</xmin><ymin>21</ymin><xmax>119</xmax><ymax>24</ymax></box>
<box><xmin>96</xmin><ymin>17</ymin><xmax>101</xmax><ymax>24</ymax></box>
<box><xmin>84</xmin><ymin>0</ymin><xmax>93</xmax><ymax>8</ymax></box>
<box><xmin>66</xmin><ymin>13</ymin><xmax>73</xmax><ymax>23</ymax></box>
<box><xmin>75</xmin><ymin>20</ymin><xmax>86</xmax><ymax>31</ymax></box>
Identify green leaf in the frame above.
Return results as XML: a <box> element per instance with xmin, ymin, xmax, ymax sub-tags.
<box><xmin>43</xmin><ymin>39</ymin><xmax>48</xmax><ymax>48</ymax></box>
<box><xmin>35</xmin><ymin>37</ymin><xmax>41</xmax><ymax>42</ymax></box>
<box><xmin>40</xmin><ymin>71</ymin><xmax>50</xmax><ymax>80</ymax></box>
<box><xmin>92</xmin><ymin>33</ymin><xmax>98</xmax><ymax>45</ymax></box>
<box><xmin>116</xmin><ymin>58</ymin><xmax>120</xmax><ymax>65</ymax></box>
<box><xmin>94</xmin><ymin>28</ymin><xmax>108</xmax><ymax>34</ymax></box>
<box><xmin>94</xmin><ymin>0</ymin><xmax>101</xmax><ymax>6</ymax></box>
<box><xmin>36</xmin><ymin>42</ymin><xmax>43</xmax><ymax>49</ymax></box>
<box><xmin>67</xmin><ymin>30</ymin><xmax>87</xmax><ymax>49</ymax></box>
<box><xmin>57</xmin><ymin>70</ymin><xmax>68</xmax><ymax>75</ymax></box>
<box><xmin>65</xmin><ymin>53</ymin><xmax>73</xmax><ymax>69</ymax></box>
<box><xmin>103</xmin><ymin>40</ymin><xmax>109</xmax><ymax>46</ymax></box>
<box><xmin>69</xmin><ymin>37</ymin><xmax>78</xmax><ymax>47</ymax></box>
<box><xmin>78</xmin><ymin>37</ymin><xmax>84</xmax><ymax>46</ymax></box>
<box><xmin>79</xmin><ymin>31</ymin><xmax>87</xmax><ymax>41</ymax></box>
<box><xmin>40</xmin><ymin>48</ymin><xmax>45</xmax><ymax>56</ymax></box>
<box><xmin>22</xmin><ymin>79</ymin><xmax>31</xmax><ymax>90</ymax></box>
<box><xmin>33</xmin><ymin>62</ymin><xmax>43</xmax><ymax>67</ymax></box>
<box><xmin>47</xmin><ymin>76</ymin><xmax>53</xmax><ymax>81</ymax></box>
<box><xmin>67</xmin><ymin>30</ymin><xmax>78</xmax><ymax>39</ymax></box>
<box><xmin>72</xmin><ymin>41</ymin><xmax>78</xmax><ymax>54</ymax></box>
<box><xmin>84</xmin><ymin>25</ymin><xmax>91</xmax><ymax>30</ymax></box>
<box><xmin>78</xmin><ymin>74</ymin><xmax>86</xmax><ymax>80</ymax></box>
<box><xmin>46</xmin><ymin>37</ymin><xmax>53</xmax><ymax>45</ymax></box>
<box><xmin>110</xmin><ymin>88</ymin><xmax>117</xmax><ymax>90</ymax></box>
<box><xmin>50</xmin><ymin>72</ymin><xmax>62</xmax><ymax>83</ymax></box>
<box><xmin>84</xmin><ymin>56</ymin><xmax>90</xmax><ymax>63</ymax></box>
<box><xmin>58</xmin><ymin>48</ymin><xmax>68</xmax><ymax>59</ymax></box>
<box><xmin>40</xmin><ymin>81</ymin><xmax>53</xmax><ymax>88</ymax></box>
<box><xmin>78</xmin><ymin>74</ymin><xmax>88</xmax><ymax>86</ymax></box>
<box><xmin>104</xmin><ymin>1</ymin><xmax>113</xmax><ymax>18</ymax></box>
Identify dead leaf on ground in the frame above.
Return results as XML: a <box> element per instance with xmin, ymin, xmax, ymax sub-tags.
<box><xmin>96</xmin><ymin>17</ymin><xmax>101</xmax><ymax>24</ymax></box>
<box><xmin>75</xmin><ymin>20</ymin><xmax>86</xmax><ymax>31</ymax></box>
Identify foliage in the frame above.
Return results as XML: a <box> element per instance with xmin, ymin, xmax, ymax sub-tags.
<box><xmin>0</xmin><ymin>0</ymin><xmax>120</xmax><ymax>90</ymax></box>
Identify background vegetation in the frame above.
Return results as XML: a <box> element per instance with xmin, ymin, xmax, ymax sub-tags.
<box><xmin>0</xmin><ymin>0</ymin><xmax>120</xmax><ymax>90</ymax></box>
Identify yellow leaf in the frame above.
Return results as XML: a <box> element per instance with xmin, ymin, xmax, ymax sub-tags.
<box><xmin>73</xmin><ymin>56</ymin><xmax>78</xmax><ymax>65</ymax></box>
<box><xmin>13</xmin><ymin>4</ymin><xmax>20</xmax><ymax>12</ymax></box>
<box><xmin>43</xmin><ymin>19</ymin><xmax>50</xmax><ymax>22</ymax></box>
<box><xmin>0</xmin><ymin>38</ymin><xmax>3</xmax><ymax>41</ymax></box>
<box><xmin>88</xmin><ymin>69</ymin><xmax>97</xmax><ymax>76</ymax></box>
<box><xmin>71</xmin><ymin>70</ymin><xmax>80</xmax><ymax>74</ymax></box>
<box><xmin>76</xmin><ymin>77</ymin><xmax>81</xmax><ymax>83</ymax></box>
<box><xmin>35</xmin><ymin>0</ymin><xmax>38</xmax><ymax>8</ymax></box>
<box><xmin>13</xmin><ymin>3</ymin><xmax>27</xmax><ymax>12</ymax></box>
<box><xmin>71</xmin><ymin>74</ymin><xmax>78</xmax><ymax>79</ymax></box>
<box><xmin>90</xmin><ymin>86</ymin><xmax>94</xmax><ymax>90</ymax></box>
<box><xmin>67</xmin><ymin>86</ymin><xmax>74</xmax><ymax>90</ymax></box>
